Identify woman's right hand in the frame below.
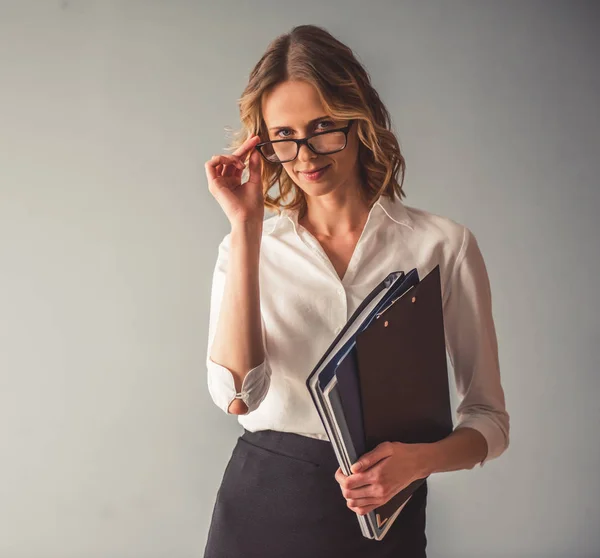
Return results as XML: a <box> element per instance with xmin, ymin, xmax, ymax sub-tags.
<box><xmin>205</xmin><ymin>134</ymin><xmax>264</xmax><ymax>228</ymax></box>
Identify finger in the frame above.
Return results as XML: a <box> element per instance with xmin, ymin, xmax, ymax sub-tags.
<box><xmin>232</xmin><ymin>134</ymin><xmax>262</xmax><ymax>159</ymax></box>
<box><xmin>207</xmin><ymin>154</ymin><xmax>245</xmax><ymax>169</ymax></box>
<box><xmin>347</xmin><ymin>496</ymin><xmax>379</xmax><ymax>508</ymax></box>
<box><xmin>334</xmin><ymin>469</ymin><xmax>343</xmax><ymax>485</ymax></box>
<box><xmin>343</xmin><ymin>483</ymin><xmax>375</xmax><ymax>500</ymax></box>
<box><xmin>205</xmin><ymin>155</ymin><xmax>244</xmax><ymax>181</ymax></box>
<box><xmin>222</xmin><ymin>160</ymin><xmax>239</xmax><ymax>178</ymax></box>
<box><xmin>335</xmin><ymin>468</ymin><xmax>347</xmax><ymax>485</ymax></box>
<box><xmin>345</xmin><ymin>474</ymin><xmax>372</xmax><ymax>491</ymax></box>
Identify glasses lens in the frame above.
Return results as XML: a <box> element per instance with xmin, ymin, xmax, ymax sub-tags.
<box><xmin>260</xmin><ymin>130</ymin><xmax>347</xmax><ymax>163</ymax></box>
<box><xmin>309</xmin><ymin>131</ymin><xmax>346</xmax><ymax>153</ymax></box>
<box><xmin>260</xmin><ymin>141</ymin><xmax>297</xmax><ymax>163</ymax></box>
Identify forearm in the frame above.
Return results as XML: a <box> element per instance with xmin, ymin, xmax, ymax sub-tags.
<box><xmin>418</xmin><ymin>427</ymin><xmax>488</xmax><ymax>476</ymax></box>
<box><xmin>209</xmin><ymin>221</ymin><xmax>264</xmax><ymax>414</ymax></box>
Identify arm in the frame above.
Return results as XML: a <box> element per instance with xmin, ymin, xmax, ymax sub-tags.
<box><xmin>425</xmin><ymin>226</ymin><xmax>510</xmax><ymax>471</ymax></box>
<box><xmin>206</xmin><ymin>221</ymin><xmax>271</xmax><ymax>415</ymax></box>
<box><xmin>418</xmin><ymin>427</ymin><xmax>488</xmax><ymax>476</ymax></box>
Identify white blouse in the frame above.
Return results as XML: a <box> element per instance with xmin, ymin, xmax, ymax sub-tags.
<box><xmin>206</xmin><ymin>194</ymin><xmax>510</xmax><ymax>467</ymax></box>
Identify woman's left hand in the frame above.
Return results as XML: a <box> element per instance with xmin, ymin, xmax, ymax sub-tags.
<box><xmin>334</xmin><ymin>441</ymin><xmax>428</xmax><ymax>516</ymax></box>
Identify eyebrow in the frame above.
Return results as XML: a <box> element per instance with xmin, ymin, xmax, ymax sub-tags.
<box><xmin>268</xmin><ymin>116</ymin><xmax>330</xmax><ymax>132</ymax></box>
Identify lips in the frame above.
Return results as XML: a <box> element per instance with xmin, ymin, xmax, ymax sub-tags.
<box><xmin>299</xmin><ymin>164</ymin><xmax>330</xmax><ymax>174</ymax></box>
<box><xmin>301</xmin><ymin>166</ymin><xmax>326</xmax><ymax>172</ymax></box>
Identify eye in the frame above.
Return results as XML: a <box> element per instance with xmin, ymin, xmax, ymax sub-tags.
<box><xmin>275</xmin><ymin>120</ymin><xmax>334</xmax><ymax>139</ymax></box>
<box><xmin>315</xmin><ymin>120</ymin><xmax>334</xmax><ymax>131</ymax></box>
<box><xmin>311</xmin><ymin>121</ymin><xmax>334</xmax><ymax>135</ymax></box>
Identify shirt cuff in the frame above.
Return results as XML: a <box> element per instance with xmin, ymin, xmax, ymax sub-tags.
<box><xmin>206</xmin><ymin>356</ymin><xmax>271</xmax><ymax>415</ymax></box>
<box><xmin>454</xmin><ymin>412</ymin><xmax>510</xmax><ymax>468</ymax></box>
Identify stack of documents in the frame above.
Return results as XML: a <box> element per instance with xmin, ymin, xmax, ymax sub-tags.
<box><xmin>306</xmin><ymin>265</ymin><xmax>454</xmax><ymax>540</ymax></box>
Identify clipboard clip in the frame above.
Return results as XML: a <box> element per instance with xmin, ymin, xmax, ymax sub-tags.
<box><xmin>374</xmin><ymin>285</ymin><xmax>416</xmax><ymax>320</ymax></box>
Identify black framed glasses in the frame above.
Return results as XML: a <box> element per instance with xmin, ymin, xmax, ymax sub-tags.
<box><xmin>256</xmin><ymin>119</ymin><xmax>355</xmax><ymax>164</ymax></box>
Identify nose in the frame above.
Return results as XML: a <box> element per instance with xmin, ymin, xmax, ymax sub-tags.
<box><xmin>297</xmin><ymin>142</ymin><xmax>317</xmax><ymax>163</ymax></box>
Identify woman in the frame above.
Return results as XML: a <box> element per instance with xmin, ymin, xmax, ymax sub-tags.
<box><xmin>203</xmin><ymin>24</ymin><xmax>510</xmax><ymax>558</ymax></box>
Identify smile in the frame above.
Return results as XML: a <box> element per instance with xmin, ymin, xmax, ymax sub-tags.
<box><xmin>299</xmin><ymin>165</ymin><xmax>331</xmax><ymax>180</ymax></box>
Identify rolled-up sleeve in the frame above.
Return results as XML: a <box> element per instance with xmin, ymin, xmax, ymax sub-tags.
<box><xmin>206</xmin><ymin>234</ymin><xmax>271</xmax><ymax>415</ymax></box>
<box><xmin>443</xmin><ymin>226</ymin><xmax>510</xmax><ymax>467</ymax></box>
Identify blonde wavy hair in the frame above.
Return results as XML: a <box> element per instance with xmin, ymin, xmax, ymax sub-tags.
<box><xmin>224</xmin><ymin>24</ymin><xmax>407</xmax><ymax>219</ymax></box>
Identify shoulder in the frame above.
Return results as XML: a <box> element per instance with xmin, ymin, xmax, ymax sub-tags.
<box><xmin>404</xmin><ymin>203</ymin><xmax>469</xmax><ymax>258</ymax></box>
<box><xmin>400</xmin><ymin>204</ymin><xmax>486</xmax><ymax>299</ymax></box>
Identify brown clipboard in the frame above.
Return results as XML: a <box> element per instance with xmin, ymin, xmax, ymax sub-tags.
<box><xmin>354</xmin><ymin>264</ymin><xmax>454</xmax><ymax>529</ymax></box>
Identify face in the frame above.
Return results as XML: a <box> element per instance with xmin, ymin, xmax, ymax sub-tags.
<box><xmin>260</xmin><ymin>80</ymin><xmax>361</xmax><ymax>196</ymax></box>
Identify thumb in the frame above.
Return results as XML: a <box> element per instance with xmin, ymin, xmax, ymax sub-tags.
<box><xmin>351</xmin><ymin>443</ymin><xmax>393</xmax><ymax>473</ymax></box>
<box><xmin>246</xmin><ymin>148</ymin><xmax>262</xmax><ymax>185</ymax></box>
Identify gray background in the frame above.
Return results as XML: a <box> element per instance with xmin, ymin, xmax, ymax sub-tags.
<box><xmin>1</xmin><ymin>1</ymin><xmax>598</xmax><ymax>557</ymax></box>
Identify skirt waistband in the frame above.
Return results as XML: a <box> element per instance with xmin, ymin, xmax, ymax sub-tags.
<box><xmin>240</xmin><ymin>428</ymin><xmax>338</xmax><ymax>468</ymax></box>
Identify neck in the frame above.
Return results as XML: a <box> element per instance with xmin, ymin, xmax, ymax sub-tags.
<box><xmin>299</xmin><ymin>189</ymin><xmax>372</xmax><ymax>238</ymax></box>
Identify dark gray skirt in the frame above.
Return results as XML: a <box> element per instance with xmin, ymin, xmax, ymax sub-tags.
<box><xmin>203</xmin><ymin>428</ymin><xmax>428</xmax><ymax>558</ymax></box>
